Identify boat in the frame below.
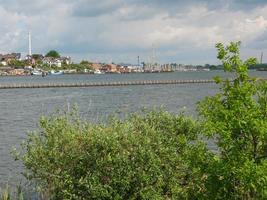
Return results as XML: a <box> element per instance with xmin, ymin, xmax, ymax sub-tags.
<box><xmin>49</xmin><ymin>70</ymin><xmax>64</xmax><ymax>75</ymax></box>
<box><xmin>31</xmin><ymin>69</ymin><xmax>43</xmax><ymax>76</ymax></box>
<box><xmin>94</xmin><ymin>69</ymin><xmax>104</xmax><ymax>74</ymax></box>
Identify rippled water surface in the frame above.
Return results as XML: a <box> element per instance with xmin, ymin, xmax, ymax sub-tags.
<box><xmin>0</xmin><ymin>70</ymin><xmax>266</xmax><ymax>187</ymax></box>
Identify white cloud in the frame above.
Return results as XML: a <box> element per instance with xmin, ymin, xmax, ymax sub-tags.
<box><xmin>1</xmin><ymin>0</ymin><xmax>267</xmax><ymax>64</ymax></box>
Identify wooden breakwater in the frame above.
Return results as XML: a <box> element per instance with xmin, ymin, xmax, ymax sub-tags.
<box><xmin>0</xmin><ymin>79</ymin><xmax>217</xmax><ymax>89</ymax></box>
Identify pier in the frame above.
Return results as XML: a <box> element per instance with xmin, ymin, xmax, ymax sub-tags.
<box><xmin>1</xmin><ymin>78</ymin><xmax>266</xmax><ymax>89</ymax></box>
<box><xmin>0</xmin><ymin>79</ymin><xmax>217</xmax><ymax>89</ymax></box>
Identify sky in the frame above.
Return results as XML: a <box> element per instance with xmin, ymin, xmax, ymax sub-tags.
<box><xmin>1</xmin><ymin>0</ymin><xmax>267</xmax><ymax>64</ymax></box>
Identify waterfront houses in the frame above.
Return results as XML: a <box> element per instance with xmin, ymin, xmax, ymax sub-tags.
<box><xmin>42</xmin><ymin>56</ymin><xmax>71</xmax><ymax>67</ymax></box>
<box><xmin>0</xmin><ymin>67</ymin><xmax>30</xmax><ymax>76</ymax></box>
<box><xmin>91</xmin><ymin>63</ymin><xmax>103</xmax><ymax>71</ymax></box>
<box><xmin>43</xmin><ymin>57</ymin><xmax>62</xmax><ymax>67</ymax></box>
<box><xmin>100</xmin><ymin>64</ymin><xmax>118</xmax><ymax>73</ymax></box>
<box><xmin>0</xmin><ymin>51</ymin><xmax>73</xmax><ymax>75</ymax></box>
<box><xmin>0</xmin><ymin>53</ymin><xmax>21</xmax><ymax>65</ymax></box>
<box><xmin>0</xmin><ymin>51</ymin><xmax>212</xmax><ymax>76</ymax></box>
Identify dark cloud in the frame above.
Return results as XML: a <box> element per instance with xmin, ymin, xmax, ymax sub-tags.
<box><xmin>0</xmin><ymin>0</ymin><xmax>58</xmax><ymax>15</ymax></box>
<box><xmin>70</xmin><ymin>0</ymin><xmax>267</xmax><ymax>21</ymax></box>
<box><xmin>71</xmin><ymin>0</ymin><xmax>202</xmax><ymax>18</ymax></box>
<box><xmin>228</xmin><ymin>0</ymin><xmax>267</xmax><ymax>10</ymax></box>
<box><xmin>71</xmin><ymin>0</ymin><xmax>122</xmax><ymax>17</ymax></box>
<box><xmin>1</xmin><ymin>0</ymin><xmax>266</xmax><ymax>17</ymax></box>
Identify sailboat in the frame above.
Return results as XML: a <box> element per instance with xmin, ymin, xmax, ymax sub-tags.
<box><xmin>49</xmin><ymin>70</ymin><xmax>64</xmax><ymax>75</ymax></box>
<box><xmin>31</xmin><ymin>69</ymin><xmax>43</xmax><ymax>76</ymax></box>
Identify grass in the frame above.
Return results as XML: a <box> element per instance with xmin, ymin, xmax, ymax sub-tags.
<box><xmin>0</xmin><ymin>184</ymin><xmax>24</xmax><ymax>200</ymax></box>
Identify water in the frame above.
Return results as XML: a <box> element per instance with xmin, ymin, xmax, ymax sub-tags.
<box><xmin>0</xmin><ymin>70</ymin><xmax>266</xmax><ymax>187</ymax></box>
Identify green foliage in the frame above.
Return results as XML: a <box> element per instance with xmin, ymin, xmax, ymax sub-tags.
<box><xmin>39</xmin><ymin>62</ymin><xmax>93</xmax><ymax>72</ymax></box>
<box><xmin>66</xmin><ymin>63</ymin><xmax>93</xmax><ymax>72</ymax></box>
<box><xmin>198</xmin><ymin>41</ymin><xmax>267</xmax><ymax>199</ymax></box>
<box><xmin>31</xmin><ymin>55</ymin><xmax>38</xmax><ymax>60</ymax></box>
<box><xmin>0</xmin><ymin>186</ymin><xmax>11</xmax><ymax>200</ymax></box>
<box><xmin>0</xmin><ymin>184</ymin><xmax>24</xmax><ymax>200</ymax></box>
<box><xmin>80</xmin><ymin>60</ymin><xmax>91</xmax><ymax>65</ymax></box>
<box><xmin>20</xmin><ymin>109</ymin><xmax>204</xmax><ymax>199</ymax></box>
<box><xmin>8</xmin><ymin>60</ymin><xmax>27</xmax><ymax>68</ymax></box>
<box><xmin>249</xmin><ymin>63</ymin><xmax>267</xmax><ymax>70</ymax></box>
<box><xmin>45</xmin><ymin>50</ymin><xmax>60</xmax><ymax>58</ymax></box>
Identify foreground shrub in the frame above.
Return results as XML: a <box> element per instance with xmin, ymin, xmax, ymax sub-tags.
<box><xmin>20</xmin><ymin>110</ymin><xmax>205</xmax><ymax>199</ymax></box>
<box><xmin>0</xmin><ymin>184</ymin><xmax>24</xmax><ymax>200</ymax></box>
<box><xmin>197</xmin><ymin>42</ymin><xmax>267</xmax><ymax>199</ymax></box>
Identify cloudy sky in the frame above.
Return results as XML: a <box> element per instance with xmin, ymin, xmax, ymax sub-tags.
<box><xmin>1</xmin><ymin>0</ymin><xmax>267</xmax><ymax>64</ymax></box>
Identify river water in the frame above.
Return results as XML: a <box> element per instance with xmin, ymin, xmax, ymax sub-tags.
<box><xmin>0</xmin><ymin>70</ymin><xmax>266</xmax><ymax>188</ymax></box>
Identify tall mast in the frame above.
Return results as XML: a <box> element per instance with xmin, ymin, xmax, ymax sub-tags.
<box><xmin>151</xmin><ymin>43</ymin><xmax>160</xmax><ymax>71</ymax></box>
<box><xmin>260</xmin><ymin>52</ymin><xmax>263</xmax><ymax>64</ymax></box>
<box><xmin>28</xmin><ymin>31</ymin><xmax>32</xmax><ymax>56</ymax></box>
<box><xmin>152</xmin><ymin>43</ymin><xmax>155</xmax><ymax>67</ymax></box>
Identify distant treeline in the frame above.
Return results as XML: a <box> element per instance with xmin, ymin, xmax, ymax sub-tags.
<box><xmin>249</xmin><ymin>63</ymin><xmax>267</xmax><ymax>70</ymax></box>
<box><xmin>203</xmin><ymin>63</ymin><xmax>267</xmax><ymax>70</ymax></box>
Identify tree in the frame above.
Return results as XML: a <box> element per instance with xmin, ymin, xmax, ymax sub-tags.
<box><xmin>45</xmin><ymin>50</ymin><xmax>60</xmax><ymax>58</ymax></box>
<box><xmin>8</xmin><ymin>59</ymin><xmax>27</xmax><ymax>68</ymax></box>
<box><xmin>80</xmin><ymin>60</ymin><xmax>90</xmax><ymax>65</ymax></box>
<box><xmin>197</xmin><ymin>41</ymin><xmax>267</xmax><ymax>199</ymax></box>
<box><xmin>78</xmin><ymin>60</ymin><xmax>93</xmax><ymax>71</ymax></box>
<box><xmin>32</xmin><ymin>54</ymin><xmax>43</xmax><ymax>60</ymax></box>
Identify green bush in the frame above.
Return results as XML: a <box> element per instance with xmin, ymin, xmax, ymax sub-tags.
<box><xmin>0</xmin><ymin>184</ymin><xmax>24</xmax><ymax>200</ymax></box>
<box><xmin>20</xmin><ymin>110</ymin><xmax>204</xmax><ymax>199</ymax></box>
<box><xmin>197</xmin><ymin>42</ymin><xmax>267</xmax><ymax>199</ymax></box>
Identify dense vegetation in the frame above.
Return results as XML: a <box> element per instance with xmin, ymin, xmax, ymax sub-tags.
<box><xmin>249</xmin><ymin>63</ymin><xmax>267</xmax><ymax>70</ymax></box>
<box><xmin>8</xmin><ymin>60</ymin><xmax>28</xmax><ymax>68</ymax></box>
<box><xmin>45</xmin><ymin>50</ymin><xmax>60</xmax><ymax>58</ymax></box>
<box><xmin>19</xmin><ymin>110</ymin><xmax>208</xmax><ymax>199</ymax></box>
<box><xmin>6</xmin><ymin>42</ymin><xmax>267</xmax><ymax>199</ymax></box>
<box><xmin>40</xmin><ymin>62</ymin><xmax>93</xmax><ymax>73</ymax></box>
<box><xmin>197</xmin><ymin>42</ymin><xmax>267</xmax><ymax>199</ymax></box>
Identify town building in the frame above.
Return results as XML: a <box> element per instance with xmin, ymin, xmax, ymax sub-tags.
<box><xmin>0</xmin><ymin>53</ymin><xmax>21</xmax><ymax>65</ymax></box>
<box><xmin>42</xmin><ymin>56</ymin><xmax>71</xmax><ymax>67</ymax></box>
<box><xmin>91</xmin><ymin>63</ymin><xmax>103</xmax><ymax>71</ymax></box>
<box><xmin>100</xmin><ymin>64</ymin><xmax>118</xmax><ymax>73</ymax></box>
